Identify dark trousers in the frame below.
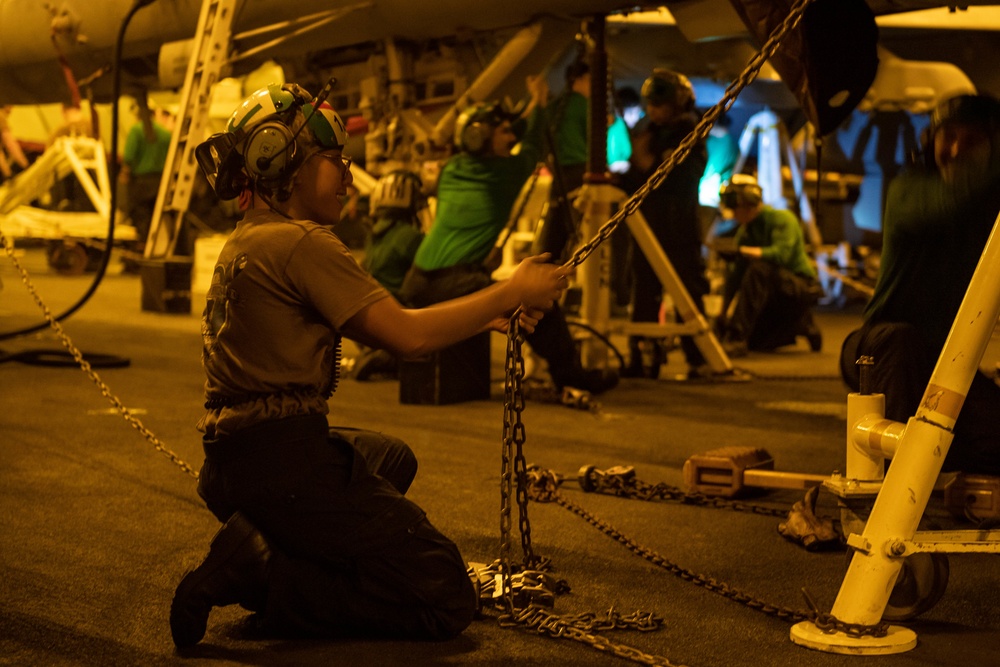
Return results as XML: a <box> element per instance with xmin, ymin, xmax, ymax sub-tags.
<box><xmin>532</xmin><ymin>163</ymin><xmax>585</xmax><ymax>263</ymax></box>
<box><xmin>197</xmin><ymin>415</ymin><xmax>476</xmax><ymax>639</ymax></box>
<box><xmin>399</xmin><ymin>264</ymin><xmax>583</xmax><ymax>389</ymax></box>
<box><xmin>123</xmin><ymin>173</ymin><xmax>162</xmax><ymax>243</ymax></box>
<box><xmin>840</xmin><ymin>322</ymin><xmax>1000</xmax><ymax>475</ymax></box>
<box><xmin>630</xmin><ymin>237</ymin><xmax>708</xmax><ymax>367</ymax></box>
<box><xmin>728</xmin><ymin>260</ymin><xmax>821</xmax><ymax>350</ymax></box>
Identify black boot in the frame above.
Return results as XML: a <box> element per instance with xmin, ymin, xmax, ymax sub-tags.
<box><xmin>621</xmin><ymin>337</ymin><xmax>645</xmax><ymax>378</ymax></box>
<box><xmin>170</xmin><ymin>512</ymin><xmax>272</xmax><ymax>648</ymax></box>
<box><xmin>622</xmin><ymin>337</ymin><xmax>661</xmax><ymax>379</ymax></box>
<box><xmin>795</xmin><ymin>310</ymin><xmax>823</xmax><ymax>352</ymax></box>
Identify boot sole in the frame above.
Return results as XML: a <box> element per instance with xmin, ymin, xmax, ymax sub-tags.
<box><xmin>169</xmin><ymin>514</ymin><xmax>257</xmax><ymax>648</ymax></box>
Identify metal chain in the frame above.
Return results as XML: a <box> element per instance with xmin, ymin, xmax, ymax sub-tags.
<box><xmin>526</xmin><ymin>467</ymin><xmax>889</xmax><ymax>638</ymax></box>
<box><xmin>0</xmin><ymin>230</ymin><xmax>201</xmax><ymax>479</ymax></box>
<box><xmin>501</xmin><ymin>330</ymin><xmax>690</xmax><ymax>665</ymax></box>
<box><xmin>499</xmin><ymin>605</ymin><xmax>685</xmax><ymax>667</ymax></box>
<box><xmin>494</xmin><ymin>1</ymin><xmax>863</xmax><ymax>661</ymax></box>
<box><xmin>500</xmin><ymin>316</ymin><xmax>526</xmax><ymax>610</ymax></box>
<box><xmin>572</xmin><ymin>465</ymin><xmax>791</xmax><ymax>519</ymax></box>
<box><xmin>561</xmin><ymin>0</ymin><xmax>814</xmax><ymax>274</ymax></box>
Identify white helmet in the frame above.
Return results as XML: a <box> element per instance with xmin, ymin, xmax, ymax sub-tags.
<box><xmin>195</xmin><ymin>82</ymin><xmax>349</xmax><ymax>199</ymax></box>
<box><xmin>370</xmin><ymin>170</ymin><xmax>423</xmax><ymax>215</ymax></box>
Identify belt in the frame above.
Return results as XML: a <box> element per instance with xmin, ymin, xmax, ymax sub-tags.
<box><xmin>202</xmin><ymin>414</ymin><xmax>328</xmax><ymax>462</ymax></box>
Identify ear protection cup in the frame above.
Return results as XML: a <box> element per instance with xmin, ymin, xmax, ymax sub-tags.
<box><xmin>243</xmin><ymin>120</ymin><xmax>297</xmax><ymax>181</ymax></box>
<box><xmin>460</xmin><ymin>121</ymin><xmax>491</xmax><ymax>155</ymax></box>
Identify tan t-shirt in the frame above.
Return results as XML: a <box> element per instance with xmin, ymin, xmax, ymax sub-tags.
<box><xmin>198</xmin><ymin>209</ymin><xmax>389</xmax><ymax>438</ymax></box>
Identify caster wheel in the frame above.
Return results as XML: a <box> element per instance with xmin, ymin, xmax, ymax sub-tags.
<box><xmin>883</xmin><ymin>552</ymin><xmax>949</xmax><ymax>621</ymax></box>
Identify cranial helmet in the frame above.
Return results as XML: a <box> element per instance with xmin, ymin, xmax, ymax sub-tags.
<box><xmin>454</xmin><ymin>102</ymin><xmax>513</xmax><ymax>155</ymax></box>
<box><xmin>195</xmin><ymin>82</ymin><xmax>348</xmax><ymax>200</ymax></box>
<box><xmin>641</xmin><ymin>68</ymin><xmax>695</xmax><ymax>112</ymax></box>
<box><xmin>914</xmin><ymin>94</ymin><xmax>1000</xmax><ymax>169</ymax></box>
<box><xmin>370</xmin><ymin>170</ymin><xmax>423</xmax><ymax>216</ymax></box>
<box><xmin>719</xmin><ymin>174</ymin><xmax>763</xmax><ymax>210</ymax></box>
<box><xmin>929</xmin><ymin>94</ymin><xmax>1000</xmax><ymax>137</ymax></box>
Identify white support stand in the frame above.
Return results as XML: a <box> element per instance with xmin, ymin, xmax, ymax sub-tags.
<box><xmin>735</xmin><ymin>109</ymin><xmax>822</xmax><ymax>248</ymax></box>
<box><xmin>573</xmin><ymin>181</ymin><xmax>733</xmax><ymax>375</ymax></box>
<box><xmin>0</xmin><ymin>137</ymin><xmax>110</xmax><ymax>219</ymax></box>
<box><xmin>791</xmin><ymin>209</ymin><xmax>1000</xmax><ymax>654</ymax></box>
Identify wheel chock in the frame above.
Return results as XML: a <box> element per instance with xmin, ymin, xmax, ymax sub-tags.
<box><xmin>683</xmin><ymin>446</ymin><xmax>828</xmax><ymax>498</ymax></box>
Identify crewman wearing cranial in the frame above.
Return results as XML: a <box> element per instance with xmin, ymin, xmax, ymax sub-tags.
<box><xmin>172</xmin><ymin>81</ymin><xmax>569</xmax><ymax>647</ymax></box>
<box><xmin>400</xmin><ymin>75</ymin><xmax>618</xmax><ymax>396</ymax></box>
<box><xmin>715</xmin><ymin>173</ymin><xmax>823</xmax><ymax>358</ymax></box>
<box><xmin>840</xmin><ymin>93</ymin><xmax>1000</xmax><ymax>475</ymax></box>
<box><xmin>622</xmin><ymin>68</ymin><xmax>708</xmax><ymax>379</ymax></box>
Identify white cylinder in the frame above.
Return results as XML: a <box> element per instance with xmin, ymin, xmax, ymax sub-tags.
<box><xmin>846</xmin><ymin>392</ymin><xmax>886</xmax><ymax>482</ymax></box>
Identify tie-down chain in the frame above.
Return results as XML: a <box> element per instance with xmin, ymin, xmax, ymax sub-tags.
<box><xmin>496</xmin><ymin>0</ymin><xmax>893</xmax><ymax>662</ymax></box>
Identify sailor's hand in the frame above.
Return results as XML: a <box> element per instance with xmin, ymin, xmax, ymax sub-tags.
<box><xmin>490</xmin><ymin>306</ymin><xmax>544</xmax><ymax>335</ymax></box>
<box><xmin>516</xmin><ymin>306</ymin><xmax>544</xmax><ymax>334</ymax></box>
<box><xmin>509</xmin><ymin>253</ymin><xmax>568</xmax><ymax>311</ymax></box>
<box><xmin>526</xmin><ymin>74</ymin><xmax>549</xmax><ymax>105</ymax></box>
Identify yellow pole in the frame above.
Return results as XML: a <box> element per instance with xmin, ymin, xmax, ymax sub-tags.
<box><xmin>792</xmin><ymin>210</ymin><xmax>1000</xmax><ymax>654</ymax></box>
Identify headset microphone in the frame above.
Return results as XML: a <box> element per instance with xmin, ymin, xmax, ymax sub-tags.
<box><xmin>254</xmin><ymin>77</ymin><xmax>339</xmax><ymax>173</ymax></box>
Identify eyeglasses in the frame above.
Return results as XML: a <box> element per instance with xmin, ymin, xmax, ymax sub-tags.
<box><xmin>315</xmin><ymin>152</ymin><xmax>352</xmax><ymax>171</ymax></box>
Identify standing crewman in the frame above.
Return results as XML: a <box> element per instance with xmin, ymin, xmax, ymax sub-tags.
<box><xmin>533</xmin><ymin>59</ymin><xmax>590</xmax><ymax>263</ymax></box>
<box><xmin>120</xmin><ymin>102</ymin><xmax>172</xmax><ymax>244</ymax></box>
<box><xmin>172</xmin><ymin>81</ymin><xmax>569</xmax><ymax>647</ymax></box>
<box><xmin>623</xmin><ymin>68</ymin><xmax>708</xmax><ymax>379</ymax></box>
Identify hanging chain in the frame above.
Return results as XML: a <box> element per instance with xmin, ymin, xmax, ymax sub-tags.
<box><xmin>500</xmin><ymin>316</ymin><xmax>526</xmax><ymax>610</ymax></box>
<box><xmin>562</xmin><ymin>0</ymin><xmax>814</xmax><ymax>274</ymax></box>
<box><xmin>501</xmin><ymin>327</ymin><xmax>684</xmax><ymax>666</ymax></box>
<box><xmin>495</xmin><ymin>1</ymin><xmax>863</xmax><ymax>663</ymax></box>
<box><xmin>0</xmin><ymin>230</ymin><xmax>201</xmax><ymax>479</ymax></box>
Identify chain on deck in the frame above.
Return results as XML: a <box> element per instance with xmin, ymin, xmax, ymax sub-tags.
<box><xmin>495</xmin><ymin>0</ymin><xmax>892</xmax><ymax>662</ymax></box>
<box><xmin>0</xmin><ymin>229</ymin><xmax>200</xmax><ymax>479</ymax></box>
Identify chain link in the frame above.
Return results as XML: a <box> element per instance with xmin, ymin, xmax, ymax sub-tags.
<box><xmin>571</xmin><ymin>465</ymin><xmax>791</xmax><ymax>519</ymax></box>
<box><xmin>500</xmin><ymin>317</ymin><xmax>525</xmax><ymax>610</ymax></box>
<box><xmin>525</xmin><ymin>466</ymin><xmax>889</xmax><ymax>638</ymax></box>
<box><xmin>1</xmin><ymin>230</ymin><xmax>201</xmax><ymax>479</ymax></box>
<box><xmin>499</xmin><ymin>605</ymin><xmax>685</xmax><ymax>667</ymax></box>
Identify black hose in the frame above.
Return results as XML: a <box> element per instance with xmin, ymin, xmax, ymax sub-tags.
<box><xmin>565</xmin><ymin>319</ymin><xmax>627</xmax><ymax>369</ymax></box>
<box><xmin>0</xmin><ymin>348</ymin><xmax>130</xmax><ymax>368</ymax></box>
<box><xmin>0</xmin><ymin>0</ymin><xmax>153</xmax><ymax>341</ymax></box>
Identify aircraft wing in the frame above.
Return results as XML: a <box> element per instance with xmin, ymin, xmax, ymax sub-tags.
<box><xmin>0</xmin><ymin>0</ymin><xmax>647</xmax><ymax>105</ymax></box>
